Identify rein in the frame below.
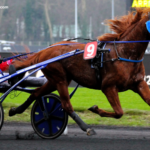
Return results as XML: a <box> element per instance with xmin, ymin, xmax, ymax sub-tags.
<box><xmin>99</xmin><ymin>40</ymin><xmax>150</xmax><ymax>44</ymax></box>
<box><xmin>2</xmin><ymin>38</ymin><xmax>149</xmax><ymax>64</ymax></box>
<box><xmin>0</xmin><ymin>51</ymin><xmax>36</xmax><ymax>64</ymax></box>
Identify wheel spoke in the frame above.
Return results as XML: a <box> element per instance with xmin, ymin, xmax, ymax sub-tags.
<box><xmin>48</xmin><ymin>120</ymin><xmax>53</xmax><ymax>136</ymax></box>
<box><xmin>50</xmin><ymin>99</ymin><xmax>58</xmax><ymax>113</ymax></box>
<box><xmin>50</xmin><ymin>115</ymin><xmax>64</xmax><ymax>121</ymax></box>
<box><xmin>35</xmin><ymin>118</ymin><xmax>45</xmax><ymax>126</ymax></box>
<box><xmin>37</xmin><ymin>99</ymin><xmax>45</xmax><ymax>112</ymax></box>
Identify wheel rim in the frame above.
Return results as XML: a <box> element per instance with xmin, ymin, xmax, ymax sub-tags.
<box><xmin>32</xmin><ymin>94</ymin><xmax>68</xmax><ymax>139</ymax></box>
<box><xmin>0</xmin><ymin>106</ymin><xmax>2</xmax><ymax>126</ymax></box>
<box><xmin>0</xmin><ymin>103</ymin><xmax>4</xmax><ymax>130</ymax></box>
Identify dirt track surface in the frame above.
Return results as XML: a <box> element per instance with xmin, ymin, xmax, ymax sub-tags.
<box><xmin>0</xmin><ymin>122</ymin><xmax>150</xmax><ymax>150</ymax></box>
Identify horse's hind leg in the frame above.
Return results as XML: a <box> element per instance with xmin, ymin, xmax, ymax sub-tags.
<box><xmin>56</xmin><ymin>82</ymin><xmax>96</xmax><ymax>135</ymax></box>
<box><xmin>9</xmin><ymin>81</ymin><xmax>56</xmax><ymax>116</ymax></box>
<box><xmin>89</xmin><ymin>86</ymin><xmax>124</xmax><ymax>119</ymax></box>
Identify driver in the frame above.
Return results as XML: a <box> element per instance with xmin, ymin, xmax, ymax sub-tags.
<box><xmin>0</xmin><ymin>58</ymin><xmax>47</xmax><ymax>93</ymax></box>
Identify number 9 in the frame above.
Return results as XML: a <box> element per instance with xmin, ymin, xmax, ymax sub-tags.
<box><xmin>87</xmin><ymin>44</ymin><xmax>95</xmax><ymax>56</ymax></box>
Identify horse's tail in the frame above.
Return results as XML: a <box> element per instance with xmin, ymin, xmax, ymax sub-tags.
<box><xmin>12</xmin><ymin>51</ymin><xmax>41</xmax><ymax>70</ymax></box>
<box><xmin>8</xmin><ymin>52</ymin><xmax>42</xmax><ymax>85</ymax></box>
<box><xmin>0</xmin><ymin>45</ymin><xmax>32</xmax><ymax>72</ymax></box>
<box><xmin>12</xmin><ymin>40</ymin><xmax>84</xmax><ymax>70</ymax></box>
<box><xmin>11</xmin><ymin>41</ymin><xmax>68</xmax><ymax>70</ymax></box>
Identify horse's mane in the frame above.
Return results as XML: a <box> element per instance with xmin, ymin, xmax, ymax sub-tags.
<box><xmin>98</xmin><ymin>8</ymin><xmax>150</xmax><ymax>41</ymax></box>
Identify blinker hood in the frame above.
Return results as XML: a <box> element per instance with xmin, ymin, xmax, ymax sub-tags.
<box><xmin>146</xmin><ymin>12</ymin><xmax>150</xmax><ymax>33</ymax></box>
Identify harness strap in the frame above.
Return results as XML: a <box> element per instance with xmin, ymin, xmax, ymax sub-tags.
<box><xmin>91</xmin><ymin>42</ymin><xmax>107</xmax><ymax>85</ymax></box>
<box><xmin>118</xmin><ymin>57</ymin><xmax>143</xmax><ymax>62</ymax></box>
<box><xmin>113</xmin><ymin>40</ymin><xmax>144</xmax><ymax>63</ymax></box>
<box><xmin>65</xmin><ymin>37</ymin><xmax>95</xmax><ymax>41</ymax></box>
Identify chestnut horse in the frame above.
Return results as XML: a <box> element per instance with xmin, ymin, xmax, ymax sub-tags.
<box><xmin>8</xmin><ymin>8</ymin><xmax>150</xmax><ymax>135</ymax></box>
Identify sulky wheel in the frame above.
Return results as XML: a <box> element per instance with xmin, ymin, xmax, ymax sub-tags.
<box><xmin>0</xmin><ymin>103</ymin><xmax>4</xmax><ymax>131</ymax></box>
<box><xmin>31</xmin><ymin>93</ymin><xmax>68</xmax><ymax>139</ymax></box>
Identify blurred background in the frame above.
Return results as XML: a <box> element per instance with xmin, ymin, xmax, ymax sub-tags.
<box><xmin>0</xmin><ymin>0</ymin><xmax>132</xmax><ymax>52</ymax></box>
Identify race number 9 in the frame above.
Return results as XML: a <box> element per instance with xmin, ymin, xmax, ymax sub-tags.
<box><xmin>87</xmin><ymin>44</ymin><xmax>95</xmax><ymax>56</ymax></box>
<box><xmin>83</xmin><ymin>41</ymin><xmax>97</xmax><ymax>60</ymax></box>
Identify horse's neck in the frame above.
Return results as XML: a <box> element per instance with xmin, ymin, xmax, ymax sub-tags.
<box><xmin>120</xmin><ymin>17</ymin><xmax>150</xmax><ymax>60</ymax></box>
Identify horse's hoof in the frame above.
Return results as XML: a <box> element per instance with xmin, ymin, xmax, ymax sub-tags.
<box><xmin>9</xmin><ymin>107</ymin><xmax>17</xmax><ymax>117</ymax></box>
<box><xmin>86</xmin><ymin>128</ymin><xmax>96</xmax><ymax>136</ymax></box>
<box><xmin>88</xmin><ymin>105</ymin><xmax>98</xmax><ymax>113</ymax></box>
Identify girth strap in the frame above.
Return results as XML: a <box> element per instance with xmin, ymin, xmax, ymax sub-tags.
<box><xmin>91</xmin><ymin>42</ymin><xmax>106</xmax><ymax>85</ymax></box>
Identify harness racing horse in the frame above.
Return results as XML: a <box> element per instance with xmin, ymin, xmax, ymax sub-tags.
<box><xmin>8</xmin><ymin>8</ymin><xmax>150</xmax><ymax>135</ymax></box>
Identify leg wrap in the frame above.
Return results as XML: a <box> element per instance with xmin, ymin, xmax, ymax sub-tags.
<box><xmin>9</xmin><ymin>97</ymin><xmax>33</xmax><ymax>116</ymax></box>
<box><xmin>69</xmin><ymin>111</ymin><xmax>90</xmax><ymax>132</ymax></box>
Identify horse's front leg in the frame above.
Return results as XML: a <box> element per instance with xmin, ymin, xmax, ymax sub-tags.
<box><xmin>134</xmin><ymin>80</ymin><xmax>150</xmax><ymax>106</ymax></box>
<box><xmin>89</xmin><ymin>86</ymin><xmax>124</xmax><ymax>119</ymax></box>
<box><xmin>56</xmin><ymin>81</ymin><xmax>96</xmax><ymax>135</ymax></box>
